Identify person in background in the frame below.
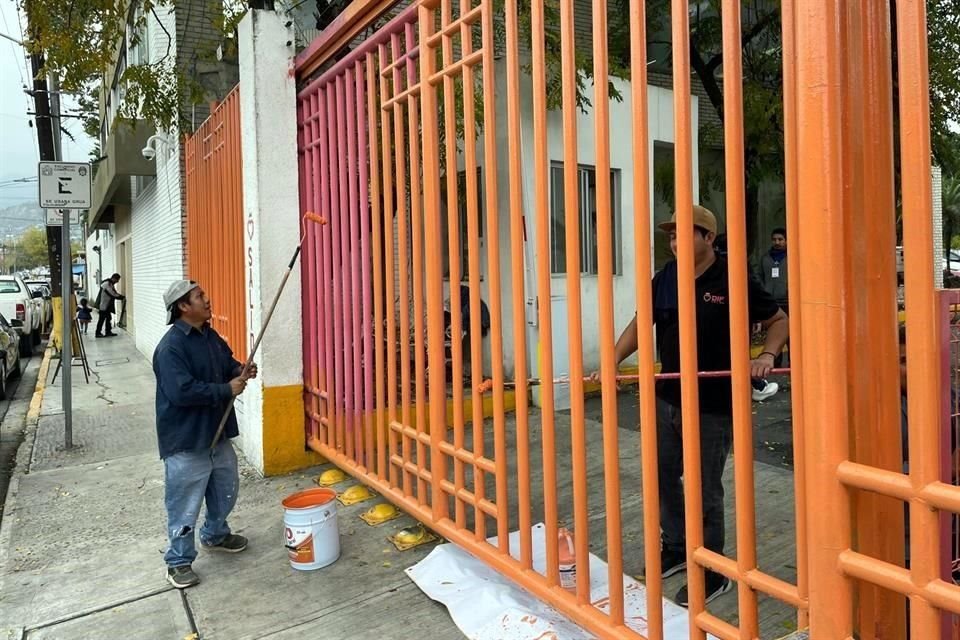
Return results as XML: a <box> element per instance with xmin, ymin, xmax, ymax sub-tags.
<box><xmin>76</xmin><ymin>298</ymin><xmax>93</xmax><ymax>334</ymax></box>
<box><xmin>96</xmin><ymin>273</ymin><xmax>125</xmax><ymax>338</ymax></box>
<box><xmin>758</xmin><ymin>228</ymin><xmax>790</xmax><ymax>371</ymax></box>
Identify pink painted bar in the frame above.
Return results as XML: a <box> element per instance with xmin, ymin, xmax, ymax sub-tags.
<box><xmin>297</xmin><ymin>97</ymin><xmax>315</xmax><ymax>437</ymax></box>
<box><xmin>327</xmin><ymin>82</ymin><xmax>345</xmax><ymax>452</ymax></box>
<box><xmin>357</xmin><ymin>59</ymin><xmax>375</xmax><ymax>471</ymax></box>
<box><xmin>297</xmin><ymin>4</ymin><xmax>420</xmax><ymax>101</ymax></box>
<box><xmin>346</xmin><ymin>64</ymin><xmax>364</xmax><ymax>465</ymax></box>
<box><xmin>310</xmin><ymin>90</ymin><xmax>329</xmax><ymax>440</ymax></box>
<box><xmin>939</xmin><ymin>289</ymin><xmax>959</xmax><ymax>640</ymax></box>
<box><xmin>315</xmin><ymin>89</ymin><xmax>335</xmax><ymax>447</ymax></box>
<box><xmin>300</xmin><ymin>95</ymin><xmax>319</xmax><ymax>437</ymax></box>
<box><xmin>336</xmin><ymin>73</ymin><xmax>355</xmax><ymax>459</ymax></box>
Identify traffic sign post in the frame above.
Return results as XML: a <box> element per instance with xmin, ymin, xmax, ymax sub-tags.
<box><xmin>38</xmin><ymin>162</ymin><xmax>91</xmax><ymax>209</ymax></box>
<box><xmin>45</xmin><ymin>209</ymin><xmax>81</xmax><ymax>225</ymax></box>
<box><xmin>38</xmin><ymin>161</ymin><xmax>89</xmax><ymax>450</ymax></box>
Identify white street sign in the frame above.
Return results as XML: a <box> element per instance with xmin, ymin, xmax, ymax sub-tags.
<box><xmin>38</xmin><ymin>162</ymin><xmax>91</xmax><ymax>209</ymax></box>
<box><xmin>45</xmin><ymin>209</ymin><xmax>81</xmax><ymax>225</ymax></box>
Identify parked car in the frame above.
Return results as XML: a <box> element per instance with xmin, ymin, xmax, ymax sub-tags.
<box><xmin>25</xmin><ymin>280</ymin><xmax>53</xmax><ymax>332</ymax></box>
<box><xmin>0</xmin><ymin>275</ymin><xmax>43</xmax><ymax>356</ymax></box>
<box><xmin>0</xmin><ymin>312</ymin><xmax>22</xmax><ymax>399</ymax></box>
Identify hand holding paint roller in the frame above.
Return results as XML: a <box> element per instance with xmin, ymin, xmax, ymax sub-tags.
<box><xmin>209</xmin><ymin>211</ymin><xmax>327</xmax><ymax>449</ymax></box>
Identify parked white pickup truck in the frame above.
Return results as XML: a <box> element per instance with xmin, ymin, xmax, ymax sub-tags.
<box><xmin>0</xmin><ymin>275</ymin><xmax>42</xmax><ymax>357</ymax></box>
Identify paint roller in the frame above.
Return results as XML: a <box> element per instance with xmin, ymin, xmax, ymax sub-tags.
<box><xmin>209</xmin><ymin>211</ymin><xmax>327</xmax><ymax>449</ymax></box>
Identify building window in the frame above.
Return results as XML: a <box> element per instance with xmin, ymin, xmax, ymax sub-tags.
<box><xmin>441</xmin><ymin>168</ymin><xmax>484</xmax><ymax>280</ymax></box>
<box><xmin>128</xmin><ymin>3</ymin><xmax>150</xmax><ymax>67</ymax></box>
<box><xmin>549</xmin><ymin>163</ymin><xmax>622</xmax><ymax>275</ymax></box>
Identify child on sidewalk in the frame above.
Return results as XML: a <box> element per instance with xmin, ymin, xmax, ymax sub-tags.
<box><xmin>77</xmin><ymin>298</ymin><xmax>93</xmax><ymax>334</ymax></box>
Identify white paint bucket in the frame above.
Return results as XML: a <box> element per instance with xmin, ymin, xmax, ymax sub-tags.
<box><xmin>282</xmin><ymin>487</ymin><xmax>340</xmax><ymax>570</ymax></box>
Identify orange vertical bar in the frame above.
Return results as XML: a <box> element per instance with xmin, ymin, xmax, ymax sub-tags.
<box><xmin>558</xmin><ymin>0</ymin><xmax>590</xmax><ymax>604</ymax></box>
<box><xmin>378</xmin><ymin>42</ymin><xmax>399</xmax><ymax>487</ymax></box>
<box><xmin>897</xmin><ymin>0</ymin><xmax>941</xmax><ymax>637</ymax></box>
<box><xmin>504</xmin><ymin>0</ymin><xmax>532</xmax><ymax>569</ymax></box>
<box><xmin>418</xmin><ymin>1</ymin><xmax>450</xmax><ymax>523</ymax></box>
<box><xmin>367</xmin><ymin>54</ymin><xmax>387</xmax><ymax>480</ymax></box>
<box><xmin>391</xmin><ymin>32</ymin><xmax>413</xmax><ymax>499</ymax></box>
<box><xmin>780</xmin><ymin>0</ymin><xmax>808</xmax><ymax>628</ymax></box>
<box><xmin>440</xmin><ymin>0</ymin><xmax>468</xmax><ymax>530</ymax></box>
<box><xmin>479</xmin><ymin>0</ymin><xmax>509</xmax><ymax>552</ymax></box>
<box><xmin>845</xmin><ymin>1</ymin><xmax>906</xmax><ymax>636</ymax></box>
<box><xmin>795</xmin><ymin>0</ymin><xmax>854</xmax><ymax>637</ymax></box>
<box><xmin>670</xmin><ymin>0</ymin><xmax>707</xmax><ymax>631</ymax></box>
<box><xmin>718</xmin><ymin>1</ymin><xmax>759</xmax><ymax>637</ymax></box>
<box><xmin>591</xmin><ymin>0</ymin><xmax>624</xmax><ymax>624</ymax></box>
<box><xmin>405</xmin><ymin>21</ymin><xmax>429</xmax><ymax>507</ymax></box>
<box><xmin>628</xmin><ymin>0</ymin><xmax>663</xmax><ymax>635</ymax></box>
<box><xmin>530</xmin><ymin>0</ymin><xmax>560</xmax><ymax>586</ymax></box>
<box><xmin>460</xmin><ymin>0</ymin><xmax>486</xmax><ymax>542</ymax></box>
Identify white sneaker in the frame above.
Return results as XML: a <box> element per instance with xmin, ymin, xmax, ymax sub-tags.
<box><xmin>752</xmin><ymin>381</ymin><xmax>779</xmax><ymax>402</ymax></box>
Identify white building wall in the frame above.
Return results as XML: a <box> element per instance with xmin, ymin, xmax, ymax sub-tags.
<box><xmin>86</xmin><ymin>226</ymin><xmax>117</xmax><ymax>295</ymax></box>
<box><xmin>129</xmin><ymin>141</ymin><xmax>184</xmax><ymax>358</ymax></box>
<box><xmin>457</xmin><ymin>60</ymin><xmax>697</xmax><ymax>407</ymax></box>
<box><xmin>128</xmin><ymin>5</ymin><xmax>185</xmax><ymax>359</ymax></box>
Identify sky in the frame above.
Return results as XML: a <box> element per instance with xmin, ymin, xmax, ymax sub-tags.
<box><xmin>0</xmin><ymin>0</ymin><xmax>95</xmax><ymax>209</ymax></box>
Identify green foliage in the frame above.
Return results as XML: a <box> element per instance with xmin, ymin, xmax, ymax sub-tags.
<box><xmin>926</xmin><ymin>0</ymin><xmax>960</xmax><ymax>175</ymax></box>
<box><xmin>22</xmin><ymin>0</ymin><xmax>245</xmax><ymax>135</ymax></box>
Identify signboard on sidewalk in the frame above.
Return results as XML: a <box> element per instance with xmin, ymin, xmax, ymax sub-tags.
<box><xmin>45</xmin><ymin>209</ymin><xmax>81</xmax><ymax>225</ymax></box>
<box><xmin>38</xmin><ymin>162</ymin><xmax>91</xmax><ymax>209</ymax></box>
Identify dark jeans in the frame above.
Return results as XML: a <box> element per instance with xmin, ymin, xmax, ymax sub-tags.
<box><xmin>96</xmin><ymin>310</ymin><xmax>113</xmax><ymax>335</ymax></box>
<box><xmin>656</xmin><ymin>398</ymin><xmax>733</xmax><ymax>555</ymax></box>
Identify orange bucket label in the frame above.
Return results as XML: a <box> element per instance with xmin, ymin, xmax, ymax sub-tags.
<box><xmin>284</xmin><ymin>526</ymin><xmax>315</xmax><ymax>564</ymax></box>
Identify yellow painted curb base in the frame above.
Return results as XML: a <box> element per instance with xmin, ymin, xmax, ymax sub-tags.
<box><xmin>261</xmin><ymin>383</ymin><xmax>325</xmax><ymax>476</ymax></box>
<box><xmin>26</xmin><ymin>347</ymin><xmax>55</xmax><ymax>426</ymax></box>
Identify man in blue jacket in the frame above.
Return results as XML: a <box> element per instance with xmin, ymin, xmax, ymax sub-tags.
<box><xmin>153</xmin><ymin>280</ymin><xmax>257</xmax><ymax>589</ymax></box>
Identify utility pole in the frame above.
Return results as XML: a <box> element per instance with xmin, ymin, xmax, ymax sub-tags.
<box><xmin>23</xmin><ymin>2</ymin><xmax>64</xmax><ymax>300</ymax></box>
<box><xmin>25</xmin><ymin>0</ymin><xmax>72</xmax><ymax>448</ymax></box>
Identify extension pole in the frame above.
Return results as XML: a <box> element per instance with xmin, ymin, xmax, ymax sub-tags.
<box><xmin>210</xmin><ymin>213</ymin><xmax>325</xmax><ymax>449</ymax></box>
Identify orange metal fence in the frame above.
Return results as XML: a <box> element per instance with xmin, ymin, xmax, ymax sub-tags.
<box><xmin>184</xmin><ymin>86</ymin><xmax>246</xmax><ymax>354</ymax></box>
<box><xmin>295</xmin><ymin>0</ymin><xmax>960</xmax><ymax>638</ymax></box>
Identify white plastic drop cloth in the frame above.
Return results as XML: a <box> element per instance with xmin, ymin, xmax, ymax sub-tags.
<box><xmin>406</xmin><ymin>523</ymin><xmax>716</xmax><ymax>640</ymax></box>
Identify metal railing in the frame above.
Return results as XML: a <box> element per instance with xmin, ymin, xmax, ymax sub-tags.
<box><xmin>184</xmin><ymin>86</ymin><xmax>246</xmax><ymax>354</ymax></box>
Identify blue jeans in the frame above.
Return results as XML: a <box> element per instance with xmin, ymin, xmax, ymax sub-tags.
<box><xmin>656</xmin><ymin>398</ymin><xmax>733</xmax><ymax>555</ymax></box>
<box><xmin>163</xmin><ymin>439</ymin><xmax>240</xmax><ymax>567</ymax></box>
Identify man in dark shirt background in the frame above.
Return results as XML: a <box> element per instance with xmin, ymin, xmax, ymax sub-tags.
<box><xmin>607</xmin><ymin>206</ymin><xmax>788</xmax><ymax>606</ymax></box>
<box><xmin>153</xmin><ymin>280</ymin><xmax>257</xmax><ymax>589</ymax></box>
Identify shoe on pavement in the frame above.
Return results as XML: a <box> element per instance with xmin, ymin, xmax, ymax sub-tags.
<box><xmin>94</xmin><ymin>333</ymin><xmax>104</xmax><ymax>338</ymax></box>
<box><xmin>675</xmin><ymin>571</ymin><xmax>733</xmax><ymax>608</ymax></box>
<box><xmin>752</xmin><ymin>380</ymin><xmax>779</xmax><ymax>402</ymax></box>
<box><xmin>166</xmin><ymin>564</ymin><xmax>200</xmax><ymax>589</ymax></box>
<box><xmin>103</xmin><ymin>332</ymin><xmax>118</xmax><ymax>337</ymax></box>
<box><xmin>201</xmin><ymin>533</ymin><xmax>248</xmax><ymax>553</ymax></box>
<box><xmin>642</xmin><ymin>546</ymin><xmax>687</xmax><ymax>579</ymax></box>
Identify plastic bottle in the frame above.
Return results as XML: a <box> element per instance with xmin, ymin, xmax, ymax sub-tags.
<box><xmin>558</xmin><ymin>527</ymin><xmax>577</xmax><ymax>592</ymax></box>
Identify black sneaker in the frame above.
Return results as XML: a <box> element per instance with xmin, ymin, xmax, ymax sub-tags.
<box><xmin>675</xmin><ymin>571</ymin><xmax>733</xmax><ymax>608</ymax></box>
<box><xmin>642</xmin><ymin>547</ymin><xmax>687</xmax><ymax>579</ymax></box>
<box><xmin>166</xmin><ymin>564</ymin><xmax>200</xmax><ymax>589</ymax></box>
<box><xmin>201</xmin><ymin>533</ymin><xmax>248</xmax><ymax>553</ymax></box>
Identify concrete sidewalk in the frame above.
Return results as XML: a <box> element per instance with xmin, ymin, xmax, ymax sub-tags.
<box><xmin>0</xmin><ymin>332</ymin><xmax>460</xmax><ymax>640</ymax></box>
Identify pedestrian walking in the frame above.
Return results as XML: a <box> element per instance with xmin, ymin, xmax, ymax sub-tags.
<box><xmin>602</xmin><ymin>206</ymin><xmax>788</xmax><ymax>606</ymax></box>
<box><xmin>76</xmin><ymin>298</ymin><xmax>93</xmax><ymax>334</ymax></box>
<box><xmin>95</xmin><ymin>273</ymin><xmax>125</xmax><ymax>338</ymax></box>
<box><xmin>153</xmin><ymin>280</ymin><xmax>258</xmax><ymax>589</ymax></box>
